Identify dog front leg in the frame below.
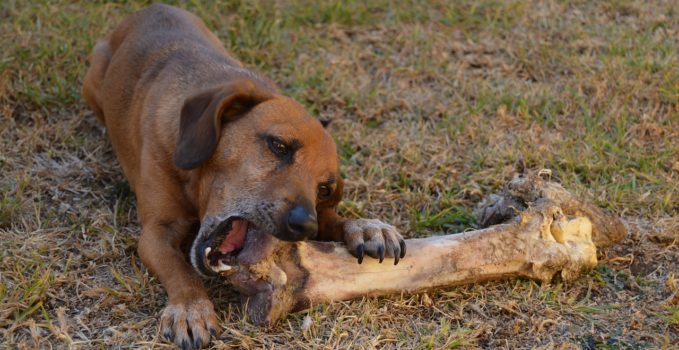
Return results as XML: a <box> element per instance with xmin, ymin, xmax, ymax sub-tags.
<box><xmin>138</xmin><ymin>222</ymin><xmax>218</xmax><ymax>350</ymax></box>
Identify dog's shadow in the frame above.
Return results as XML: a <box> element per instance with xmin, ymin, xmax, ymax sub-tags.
<box><xmin>205</xmin><ymin>278</ymin><xmax>247</xmax><ymax>321</ymax></box>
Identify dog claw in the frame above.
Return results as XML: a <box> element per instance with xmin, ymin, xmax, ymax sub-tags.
<box><xmin>181</xmin><ymin>339</ymin><xmax>191</xmax><ymax>350</ymax></box>
<box><xmin>356</xmin><ymin>243</ymin><xmax>364</xmax><ymax>264</ymax></box>
<box><xmin>163</xmin><ymin>330</ymin><xmax>174</xmax><ymax>342</ymax></box>
<box><xmin>378</xmin><ymin>245</ymin><xmax>384</xmax><ymax>263</ymax></box>
<box><xmin>399</xmin><ymin>239</ymin><xmax>406</xmax><ymax>259</ymax></box>
<box><xmin>391</xmin><ymin>237</ymin><xmax>402</xmax><ymax>265</ymax></box>
<box><xmin>193</xmin><ymin>337</ymin><xmax>203</xmax><ymax>350</ymax></box>
<box><xmin>209</xmin><ymin>327</ymin><xmax>218</xmax><ymax>337</ymax></box>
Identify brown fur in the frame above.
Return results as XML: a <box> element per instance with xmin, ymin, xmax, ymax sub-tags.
<box><xmin>82</xmin><ymin>4</ymin><xmax>403</xmax><ymax>349</ymax></box>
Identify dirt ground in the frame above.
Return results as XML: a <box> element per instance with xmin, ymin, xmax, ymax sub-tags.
<box><xmin>1</xmin><ymin>1</ymin><xmax>677</xmax><ymax>348</ymax></box>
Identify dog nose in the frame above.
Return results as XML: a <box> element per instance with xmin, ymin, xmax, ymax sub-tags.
<box><xmin>286</xmin><ymin>205</ymin><xmax>318</xmax><ymax>240</ymax></box>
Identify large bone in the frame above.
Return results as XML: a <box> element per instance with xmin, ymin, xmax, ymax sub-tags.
<box><xmin>223</xmin><ymin>169</ymin><xmax>626</xmax><ymax>325</ymax></box>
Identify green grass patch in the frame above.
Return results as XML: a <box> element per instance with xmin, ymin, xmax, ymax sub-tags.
<box><xmin>411</xmin><ymin>205</ymin><xmax>475</xmax><ymax>233</ymax></box>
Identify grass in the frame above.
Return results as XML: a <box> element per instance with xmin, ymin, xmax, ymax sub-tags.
<box><xmin>1</xmin><ymin>0</ymin><xmax>678</xmax><ymax>348</ymax></box>
<box><xmin>657</xmin><ymin>307</ymin><xmax>679</xmax><ymax>326</ymax></box>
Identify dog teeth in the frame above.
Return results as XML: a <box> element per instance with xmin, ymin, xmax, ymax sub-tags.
<box><xmin>214</xmin><ymin>260</ymin><xmax>232</xmax><ymax>272</ymax></box>
<box><xmin>204</xmin><ymin>246</ymin><xmax>232</xmax><ymax>273</ymax></box>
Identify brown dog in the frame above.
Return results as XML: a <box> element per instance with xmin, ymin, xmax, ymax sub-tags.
<box><xmin>82</xmin><ymin>4</ymin><xmax>405</xmax><ymax>349</ymax></box>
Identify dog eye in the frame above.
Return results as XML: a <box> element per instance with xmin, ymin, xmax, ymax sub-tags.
<box><xmin>318</xmin><ymin>184</ymin><xmax>332</xmax><ymax>198</ymax></box>
<box><xmin>268</xmin><ymin>138</ymin><xmax>288</xmax><ymax>156</ymax></box>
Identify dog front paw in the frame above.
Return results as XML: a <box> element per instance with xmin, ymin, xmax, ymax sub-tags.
<box><xmin>343</xmin><ymin>218</ymin><xmax>406</xmax><ymax>265</ymax></box>
<box><xmin>160</xmin><ymin>298</ymin><xmax>219</xmax><ymax>349</ymax></box>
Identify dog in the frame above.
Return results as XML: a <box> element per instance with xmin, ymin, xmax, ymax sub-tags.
<box><xmin>82</xmin><ymin>4</ymin><xmax>405</xmax><ymax>349</ymax></box>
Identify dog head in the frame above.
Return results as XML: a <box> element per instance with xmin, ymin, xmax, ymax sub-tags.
<box><xmin>177</xmin><ymin>78</ymin><xmax>343</xmax><ymax>276</ymax></box>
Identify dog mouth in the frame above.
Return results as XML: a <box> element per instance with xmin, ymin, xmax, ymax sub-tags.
<box><xmin>195</xmin><ymin>216</ymin><xmax>253</xmax><ymax>275</ymax></box>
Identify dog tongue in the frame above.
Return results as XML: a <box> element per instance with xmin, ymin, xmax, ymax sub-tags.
<box><xmin>218</xmin><ymin>219</ymin><xmax>248</xmax><ymax>254</ymax></box>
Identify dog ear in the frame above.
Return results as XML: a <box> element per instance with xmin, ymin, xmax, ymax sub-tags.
<box><xmin>174</xmin><ymin>79</ymin><xmax>273</xmax><ymax>169</ymax></box>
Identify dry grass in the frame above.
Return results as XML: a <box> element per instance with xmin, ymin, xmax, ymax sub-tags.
<box><xmin>1</xmin><ymin>0</ymin><xmax>678</xmax><ymax>348</ymax></box>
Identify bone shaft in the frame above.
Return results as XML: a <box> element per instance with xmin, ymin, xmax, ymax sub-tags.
<box><xmin>295</xmin><ymin>223</ymin><xmax>534</xmax><ymax>306</ymax></box>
